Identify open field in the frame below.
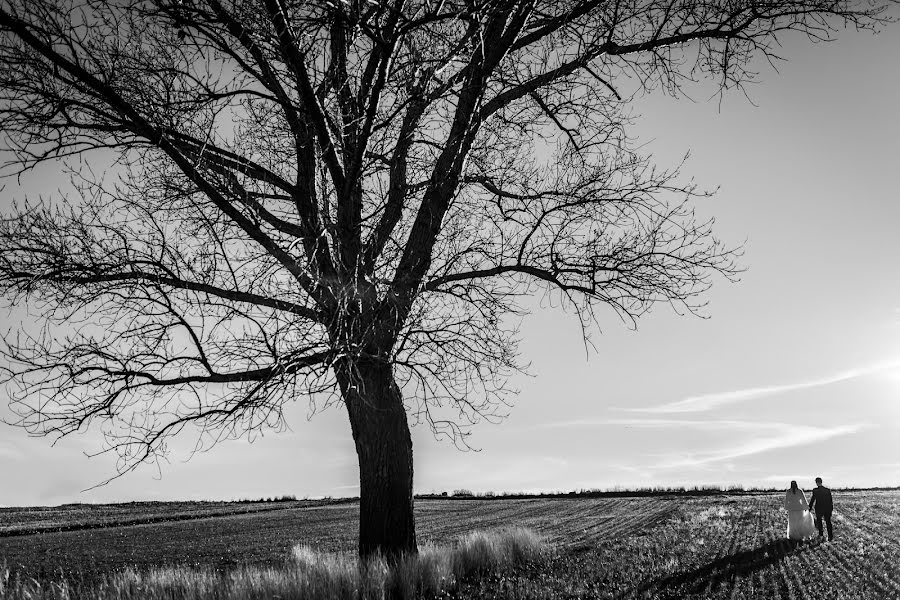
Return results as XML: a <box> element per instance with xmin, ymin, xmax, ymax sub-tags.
<box><xmin>2</xmin><ymin>490</ymin><xmax>899</xmax><ymax>598</ymax></box>
<box><xmin>0</xmin><ymin>499</ymin><xmax>314</xmax><ymax>537</ymax></box>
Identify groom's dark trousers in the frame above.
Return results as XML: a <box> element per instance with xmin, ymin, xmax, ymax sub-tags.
<box><xmin>814</xmin><ymin>511</ymin><xmax>833</xmax><ymax>540</ymax></box>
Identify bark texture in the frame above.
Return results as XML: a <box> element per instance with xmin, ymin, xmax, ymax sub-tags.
<box><xmin>338</xmin><ymin>357</ymin><xmax>416</xmax><ymax>557</ymax></box>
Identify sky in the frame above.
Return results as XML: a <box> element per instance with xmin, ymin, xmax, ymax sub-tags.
<box><xmin>1</xmin><ymin>16</ymin><xmax>899</xmax><ymax>507</ymax></box>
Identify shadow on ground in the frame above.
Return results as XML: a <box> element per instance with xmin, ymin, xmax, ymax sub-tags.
<box><xmin>644</xmin><ymin>537</ymin><xmax>824</xmax><ymax>595</ymax></box>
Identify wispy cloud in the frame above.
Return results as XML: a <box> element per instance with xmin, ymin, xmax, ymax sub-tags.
<box><xmin>762</xmin><ymin>474</ymin><xmax>819</xmax><ymax>483</ymax></box>
<box><xmin>526</xmin><ymin>417</ymin><xmax>867</xmax><ymax>475</ymax></box>
<box><xmin>625</xmin><ymin>358</ymin><xmax>900</xmax><ymax>414</ymax></box>
<box><xmin>533</xmin><ymin>417</ymin><xmax>785</xmax><ymax>430</ymax></box>
<box><xmin>331</xmin><ymin>484</ymin><xmax>361</xmax><ymax>491</ymax></box>
<box><xmin>647</xmin><ymin>423</ymin><xmax>865</xmax><ymax>470</ymax></box>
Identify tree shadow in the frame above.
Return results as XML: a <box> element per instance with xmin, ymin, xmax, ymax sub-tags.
<box><xmin>641</xmin><ymin>537</ymin><xmax>821</xmax><ymax>595</ymax></box>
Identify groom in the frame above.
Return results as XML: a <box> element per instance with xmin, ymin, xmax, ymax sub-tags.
<box><xmin>808</xmin><ymin>477</ymin><xmax>834</xmax><ymax>541</ymax></box>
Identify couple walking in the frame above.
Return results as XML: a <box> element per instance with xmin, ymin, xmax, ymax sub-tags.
<box><xmin>783</xmin><ymin>477</ymin><xmax>833</xmax><ymax>542</ymax></box>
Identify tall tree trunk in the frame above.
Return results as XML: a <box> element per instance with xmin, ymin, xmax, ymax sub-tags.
<box><xmin>337</xmin><ymin>356</ymin><xmax>417</xmax><ymax>558</ymax></box>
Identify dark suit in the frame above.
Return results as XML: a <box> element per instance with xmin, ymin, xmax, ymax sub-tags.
<box><xmin>809</xmin><ymin>485</ymin><xmax>834</xmax><ymax>539</ymax></box>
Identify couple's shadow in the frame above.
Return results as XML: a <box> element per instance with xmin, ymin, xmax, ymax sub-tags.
<box><xmin>644</xmin><ymin>537</ymin><xmax>821</xmax><ymax>595</ymax></box>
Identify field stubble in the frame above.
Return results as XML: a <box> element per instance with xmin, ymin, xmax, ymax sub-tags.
<box><xmin>458</xmin><ymin>491</ymin><xmax>900</xmax><ymax>599</ymax></box>
<box><xmin>1</xmin><ymin>491</ymin><xmax>899</xmax><ymax>598</ymax></box>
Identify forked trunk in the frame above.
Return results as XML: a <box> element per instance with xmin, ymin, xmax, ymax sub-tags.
<box><xmin>338</xmin><ymin>356</ymin><xmax>417</xmax><ymax>558</ymax></box>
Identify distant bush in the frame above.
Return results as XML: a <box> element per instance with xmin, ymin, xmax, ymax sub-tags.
<box><xmin>452</xmin><ymin>489</ymin><xmax>474</xmax><ymax>497</ymax></box>
<box><xmin>234</xmin><ymin>494</ymin><xmax>297</xmax><ymax>503</ymax></box>
<box><xmin>0</xmin><ymin>527</ymin><xmax>545</xmax><ymax>600</ymax></box>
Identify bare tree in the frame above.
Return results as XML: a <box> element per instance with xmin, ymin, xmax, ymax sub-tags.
<box><xmin>0</xmin><ymin>0</ymin><xmax>892</xmax><ymax>556</ymax></box>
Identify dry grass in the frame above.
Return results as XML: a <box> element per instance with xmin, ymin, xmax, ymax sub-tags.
<box><xmin>0</xmin><ymin>526</ymin><xmax>545</xmax><ymax>600</ymax></box>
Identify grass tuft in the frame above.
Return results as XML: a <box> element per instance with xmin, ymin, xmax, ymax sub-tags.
<box><xmin>283</xmin><ymin>526</ymin><xmax>543</xmax><ymax>599</ymax></box>
<box><xmin>0</xmin><ymin>527</ymin><xmax>545</xmax><ymax>600</ymax></box>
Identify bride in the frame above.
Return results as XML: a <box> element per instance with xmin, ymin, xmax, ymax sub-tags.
<box><xmin>784</xmin><ymin>480</ymin><xmax>816</xmax><ymax>541</ymax></box>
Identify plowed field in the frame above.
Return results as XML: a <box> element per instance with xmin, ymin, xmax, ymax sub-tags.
<box><xmin>1</xmin><ymin>491</ymin><xmax>897</xmax><ymax>598</ymax></box>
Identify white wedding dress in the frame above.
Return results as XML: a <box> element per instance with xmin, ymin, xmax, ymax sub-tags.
<box><xmin>784</xmin><ymin>488</ymin><xmax>816</xmax><ymax>540</ymax></box>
